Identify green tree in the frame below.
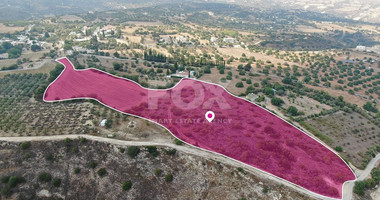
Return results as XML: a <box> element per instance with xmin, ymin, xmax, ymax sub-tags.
<box><xmin>235</xmin><ymin>82</ymin><xmax>244</xmax><ymax>88</ymax></box>
<box><xmin>244</xmin><ymin>63</ymin><xmax>252</xmax><ymax>71</ymax></box>
<box><xmin>287</xmin><ymin>106</ymin><xmax>298</xmax><ymax>116</ymax></box>
<box><xmin>31</xmin><ymin>45</ymin><xmax>41</xmax><ymax>52</ymax></box>
<box><xmin>363</xmin><ymin>102</ymin><xmax>378</xmax><ymax>113</ymax></box>
<box><xmin>271</xmin><ymin>97</ymin><xmax>284</xmax><ymax>106</ymax></box>
<box><xmin>113</xmin><ymin>62</ymin><xmax>122</xmax><ymax>71</ymax></box>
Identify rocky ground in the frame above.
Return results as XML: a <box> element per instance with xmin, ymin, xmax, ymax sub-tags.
<box><xmin>0</xmin><ymin>139</ymin><xmax>311</xmax><ymax>200</ymax></box>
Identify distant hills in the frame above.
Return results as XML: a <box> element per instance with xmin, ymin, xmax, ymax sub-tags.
<box><xmin>211</xmin><ymin>0</ymin><xmax>380</xmax><ymax>23</ymax></box>
<box><xmin>0</xmin><ymin>0</ymin><xmax>379</xmax><ymax>23</ymax></box>
<box><xmin>0</xmin><ymin>0</ymin><xmax>182</xmax><ymax>21</ymax></box>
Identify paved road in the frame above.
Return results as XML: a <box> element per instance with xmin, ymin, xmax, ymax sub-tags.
<box><xmin>342</xmin><ymin>153</ymin><xmax>380</xmax><ymax>200</ymax></box>
<box><xmin>0</xmin><ymin>134</ymin><xmax>331</xmax><ymax>200</ymax></box>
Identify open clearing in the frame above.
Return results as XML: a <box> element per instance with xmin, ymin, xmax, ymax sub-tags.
<box><xmin>307</xmin><ymin>111</ymin><xmax>380</xmax><ymax>168</ymax></box>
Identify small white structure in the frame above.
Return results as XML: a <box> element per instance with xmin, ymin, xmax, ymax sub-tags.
<box><xmin>223</xmin><ymin>37</ymin><xmax>235</xmax><ymax>43</ymax></box>
<box><xmin>356</xmin><ymin>45</ymin><xmax>366</xmax><ymax>51</ymax></box>
<box><xmin>72</xmin><ymin>46</ymin><xmax>95</xmax><ymax>54</ymax></box>
<box><xmin>100</xmin><ymin>119</ymin><xmax>107</xmax><ymax>127</ymax></box>
<box><xmin>210</xmin><ymin>37</ymin><xmax>218</xmax><ymax>43</ymax></box>
<box><xmin>246</xmin><ymin>93</ymin><xmax>259</xmax><ymax>102</ymax></box>
<box><xmin>0</xmin><ymin>53</ymin><xmax>8</xmax><ymax>59</ymax></box>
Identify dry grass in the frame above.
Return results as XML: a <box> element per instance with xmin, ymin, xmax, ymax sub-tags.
<box><xmin>0</xmin><ymin>61</ymin><xmax>55</xmax><ymax>78</ymax></box>
<box><xmin>0</xmin><ymin>23</ymin><xmax>24</xmax><ymax>33</ymax></box>
<box><xmin>307</xmin><ymin>111</ymin><xmax>380</xmax><ymax>168</ymax></box>
<box><xmin>59</xmin><ymin>15</ymin><xmax>85</xmax><ymax>22</ymax></box>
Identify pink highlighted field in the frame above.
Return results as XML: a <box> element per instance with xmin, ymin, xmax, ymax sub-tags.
<box><xmin>44</xmin><ymin>58</ymin><xmax>355</xmax><ymax>199</ymax></box>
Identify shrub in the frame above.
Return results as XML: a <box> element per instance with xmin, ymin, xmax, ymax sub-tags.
<box><xmin>363</xmin><ymin>102</ymin><xmax>378</xmax><ymax>113</ymax></box>
<box><xmin>53</xmin><ymin>178</ymin><xmax>61</xmax><ymax>187</ymax></box>
<box><xmin>8</xmin><ymin>176</ymin><xmax>25</xmax><ymax>188</ymax></box>
<box><xmin>174</xmin><ymin>139</ymin><xmax>183</xmax><ymax>145</ymax></box>
<box><xmin>89</xmin><ymin>161</ymin><xmax>97</xmax><ymax>169</ymax></box>
<box><xmin>146</xmin><ymin>146</ymin><xmax>159</xmax><ymax>157</ymax></box>
<box><xmin>64</xmin><ymin>138</ymin><xmax>72</xmax><ymax>146</ymax></box>
<box><xmin>163</xmin><ymin>148</ymin><xmax>176</xmax><ymax>156</ymax></box>
<box><xmin>287</xmin><ymin>106</ymin><xmax>298</xmax><ymax>116</ymax></box>
<box><xmin>165</xmin><ymin>173</ymin><xmax>173</xmax><ymax>182</ymax></box>
<box><xmin>80</xmin><ymin>137</ymin><xmax>87</xmax><ymax>143</ymax></box>
<box><xmin>127</xmin><ymin>146</ymin><xmax>140</xmax><ymax>158</ymax></box>
<box><xmin>271</xmin><ymin>97</ymin><xmax>284</xmax><ymax>106</ymax></box>
<box><xmin>74</xmin><ymin>168</ymin><xmax>81</xmax><ymax>174</ymax></box>
<box><xmin>262</xmin><ymin>186</ymin><xmax>269</xmax><ymax>193</ymax></box>
<box><xmin>122</xmin><ymin>181</ymin><xmax>132</xmax><ymax>191</ymax></box>
<box><xmin>1</xmin><ymin>176</ymin><xmax>10</xmax><ymax>183</ymax></box>
<box><xmin>38</xmin><ymin>173</ymin><xmax>52</xmax><ymax>182</ymax></box>
<box><xmin>239</xmin><ymin>71</ymin><xmax>246</xmax><ymax>75</ymax></box>
<box><xmin>354</xmin><ymin>181</ymin><xmax>366</xmax><ymax>195</ymax></box>
<box><xmin>1</xmin><ymin>187</ymin><xmax>10</xmax><ymax>196</ymax></box>
<box><xmin>20</xmin><ymin>142</ymin><xmax>31</xmax><ymax>150</ymax></box>
<box><xmin>237</xmin><ymin>167</ymin><xmax>245</xmax><ymax>174</ymax></box>
<box><xmin>154</xmin><ymin>168</ymin><xmax>162</xmax><ymax>177</ymax></box>
<box><xmin>45</xmin><ymin>153</ymin><xmax>54</xmax><ymax>161</ymax></box>
<box><xmin>97</xmin><ymin>168</ymin><xmax>107</xmax><ymax>177</ymax></box>
<box><xmin>334</xmin><ymin>146</ymin><xmax>343</xmax><ymax>152</ymax></box>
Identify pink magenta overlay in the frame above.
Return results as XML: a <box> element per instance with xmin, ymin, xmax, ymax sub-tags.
<box><xmin>44</xmin><ymin>58</ymin><xmax>356</xmax><ymax>199</ymax></box>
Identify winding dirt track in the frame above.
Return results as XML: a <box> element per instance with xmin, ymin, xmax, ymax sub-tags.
<box><xmin>342</xmin><ymin>153</ymin><xmax>380</xmax><ymax>200</ymax></box>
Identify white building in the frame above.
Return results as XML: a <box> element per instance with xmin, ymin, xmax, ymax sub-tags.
<box><xmin>210</xmin><ymin>37</ymin><xmax>218</xmax><ymax>43</ymax></box>
<box><xmin>223</xmin><ymin>37</ymin><xmax>235</xmax><ymax>43</ymax></box>
<box><xmin>74</xmin><ymin>37</ymin><xmax>91</xmax><ymax>42</ymax></box>
<box><xmin>356</xmin><ymin>45</ymin><xmax>366</xmax><ymax>51</ymax></box>
<box><xmin>159</xmin><ymin>36</ymin><xmax>173</xmax><ymax>44</ymax></box>
<box><xmin>72</xmin><ymin>46</ymin><xmax>95</xmax><ymax>54</ymax></box>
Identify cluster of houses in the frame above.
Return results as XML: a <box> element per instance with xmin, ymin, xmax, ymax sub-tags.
<box><xmin>210</xmin><ymin>37</ymin><xmax>236</xmax><ymax>44</ymax></box>
<box><xmin>158</xmin><ymin>35</ymin><xmax>194</xmax><ymax>46</ymax></box>
<box><xmin>356</xmin><ymin>45</ymin><xmax>380</xmax><ymax>54</ymax></box>
<box><xmin>0</xmin><ymin>35</ymin><xmax>47</xmax><ymax>59</ymax></box>
<box><xmin>69</xmin><ymin>26</ymin><xmax>116</xmax><ymax>42</ymax></box>
<box><xmin>65</xmin><ymin>26</ymin><xmax>116</xmax><ymax>55</ymax></box>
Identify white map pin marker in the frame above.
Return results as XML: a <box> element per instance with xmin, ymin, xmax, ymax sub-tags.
<box><xmin>205</xmin><ymin>111</ymin><xmax>215</xmax><ymax>123</ymax></box>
